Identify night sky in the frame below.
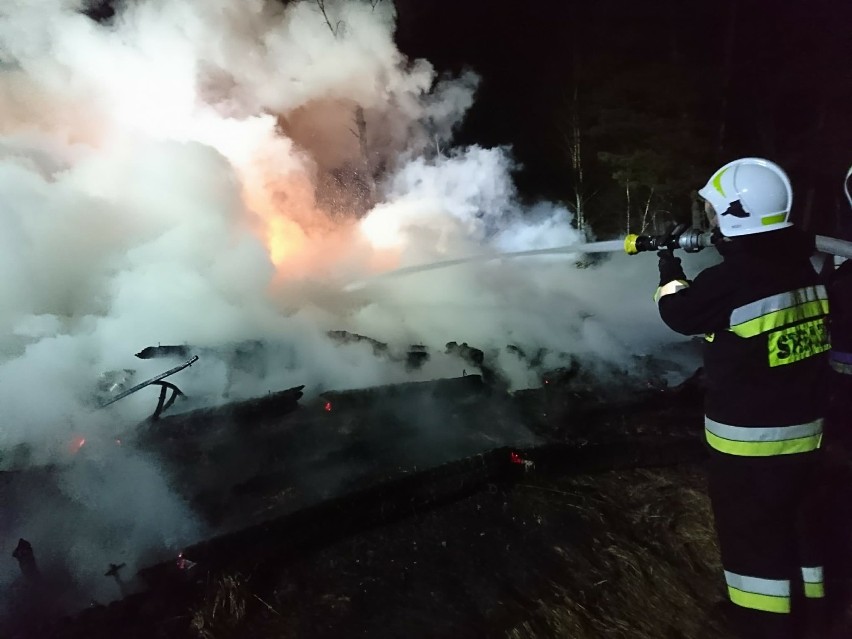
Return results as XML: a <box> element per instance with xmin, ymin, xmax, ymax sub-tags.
<box><xmin>394</xmin><ymin>0</ymin><xmax>851</xmax><ymax>235</ymax></box>
<box><xmin>85</xmin><ymin>0</ymin><xmax>851</xmax><ymax>235</ymax></box>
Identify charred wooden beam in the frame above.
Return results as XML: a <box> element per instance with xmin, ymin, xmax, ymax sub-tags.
<box><xmin>137</xmin><ymin>429</ymin><xmax>705</xmax><ymax>590</ymax></box>
<box><xmin>134</xmin><ymin>345</ymin><xmax>191</xmax><ymax>360</ymax></box>
<box><xmin>134</xmin><ymin>385</ymin><xmax>305</xmax><ymax>444</ymax></box>
<box><xmin>320</xmin><ymin>374</ymin><xmax>486</xmax><ymax>411</ymax></box>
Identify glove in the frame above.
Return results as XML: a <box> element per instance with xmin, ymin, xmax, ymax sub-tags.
<box><xmin>657</xmin><ymin>222</ymin><xmax>688</xmax><ymax>252</ymax></box>
<box><xmin>658</xmin><ymin>248</ymin><xmax>686</xmax><ymax>286</ymax></box>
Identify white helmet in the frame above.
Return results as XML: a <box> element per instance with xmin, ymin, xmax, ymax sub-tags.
<box><xmin>698</xmin><ymin>157</ymin><xmax>793</xmax><ymax>237</ymax></box>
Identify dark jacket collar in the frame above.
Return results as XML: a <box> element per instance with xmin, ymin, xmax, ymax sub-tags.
<box><xmin>715</xmin><ymin>227</ymin><xmax>815</xmax><ymax>263</ymax></box>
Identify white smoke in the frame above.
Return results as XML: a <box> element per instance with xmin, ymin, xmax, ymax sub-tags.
<box><xmin>0</xmin><ymin>0</ymin><xmax>711</xmax><ymax>611</ymax></box>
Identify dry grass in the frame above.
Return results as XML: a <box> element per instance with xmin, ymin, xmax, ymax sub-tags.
<box><xmin>190</xmin><ymin>574</ymin><xmax>250</xmax><ymax>639</ymax></box>
<box><xmin>186</xmin><ymin>467</ymin><xmax>732</xmax><ymax>639</ymax></box>
<box><xmin>505</xmin><ymin>468</ymin><xmax>730</xmax><ymax>639</ymax></box>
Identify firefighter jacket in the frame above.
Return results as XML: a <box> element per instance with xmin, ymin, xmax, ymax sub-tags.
<box><xmin>829</xmin><ymin>259</ymin><xmax>852</xmax><ymax>375</ymax></box>
<box><xmin>656</xmin><ymin>228</ymin><xmax>829</xmax><ymax>457</ymax></box>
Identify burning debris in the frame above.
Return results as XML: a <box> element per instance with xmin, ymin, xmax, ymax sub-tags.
<box><xmin>97</xmin><ymin>356</ymin><xmax>198</xmax><ymax>422</ymax></box>
<box><xmin>0</xmin><ymin>1</ymin><xmax>736</xmax><ymax>635</ymax></box>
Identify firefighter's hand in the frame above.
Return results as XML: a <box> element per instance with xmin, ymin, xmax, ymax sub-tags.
<box><xmin>658</xmin><ymin>248</ymin><xmax>686</xmax><ymax>286</ymax></box>
<box><xmin>658</xmin><ymin>223</ymin><xmax>689</xmax><ymax>252</ymax></box>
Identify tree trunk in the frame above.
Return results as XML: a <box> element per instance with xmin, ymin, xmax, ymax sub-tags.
<box><xmin>691</xmin><ymin>191</ymin><xmax>704</xmax><ymax>229</ymax></box>
<box><xmin>717</xmin><ymin>0</ymin><xmax>738</xmax><ymax>156</ymax></box>
<box><xmin>625</xmin><ymin>182</ymin><xmax>632</xmax><ymax>235</ymax></box>
<box><xmin>801</xmin><ymin>97</ymin><xmax>829</xmax><ymax>230</ymax></box>
<box><xmin>640</xmin><ymin>188</ymin><xmax>654</xmax><ymax>234</ymax></box>
<box><xmin>571</xmin><ymin>82</ymin><xmax>585</xmax><ymax>232</ymax></box>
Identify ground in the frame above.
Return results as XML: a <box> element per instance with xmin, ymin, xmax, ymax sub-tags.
<box><xmin>3</xmin><ymin>363</ymin><xmax>852</xmax><ymax>638</ymax></box>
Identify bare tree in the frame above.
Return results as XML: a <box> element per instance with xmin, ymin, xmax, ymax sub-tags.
<box><xmin>568</xmin><ymin>84</ymin><xmax>587</xmax><ymax>231</ymax></box>
<box><xmin>717</xmin><ymin>0</ymin><xmax>738</xmax><ymax>155</ymax></box>
<box><xmin>316</xmin><ymin>0</ymin><xmax>342</xmax><ymax>37</ymax></box>
<box><xmin>349</xmin><ymin>106</ymin><xmax>377</xmax><ymax>207</ymax></box>
<box><xmin>625</xmin><ymin>181</ymin><xmax>632</xmax><ymax>235</ymax></box>
<box><xmin>690</xmin><ymin>191</ymin><xmax>704</xmax><ymax>230</ymax></box>
<box><xmin>639</xmin><ymin>187</ymin><xmax>655</xmax><ymax>234</ymax></box>
<box><xmin>558</xmin><ymin>81</ymin><xmax>589</xmax><ymax>232</ymax></box>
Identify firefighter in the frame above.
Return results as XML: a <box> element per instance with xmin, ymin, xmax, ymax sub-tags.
<box><xmin>826</xmin><ymin>166</ymin><xmax>852</xmax><ymax>439</ymax></box>
<box><xmin>655</xmin><ymin>157</ymin><xmax>829</xmax><ymax>639</ymax></box>
<box><xmin>818</xmin><ymin>166</ymin><xmax>852</xmax><ymax>636</ymax></box>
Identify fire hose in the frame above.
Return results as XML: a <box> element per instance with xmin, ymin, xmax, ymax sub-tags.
<box><xmin>623</xmin><ymin>229</ymin><xmax>852</xmax><ymax>259</ymax></box>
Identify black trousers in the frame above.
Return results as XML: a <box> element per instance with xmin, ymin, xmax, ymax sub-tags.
<box><xmin>707</xmin><ymin>450</ymin><xmax>825</xmax><ymax>639</ymax></box>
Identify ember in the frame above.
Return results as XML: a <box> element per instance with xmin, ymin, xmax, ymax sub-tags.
<box><xmin>324</xmin><ymin>402</ymin><xmax>333</xmax><ymax>412</ymax></box>
<box><xmin>509</xmin><ymin>451</ymin><xmax>534</xmax><ymax>470</ymax></box>
<box><xmin>69</xmin><ymin>437</ymin><xmax>86</xmax><ymax>454</ymax></box>
<box><xmin>176</xmin><ymin>552</ymin><xmax>195</xmax><ymax>571</ymax></box>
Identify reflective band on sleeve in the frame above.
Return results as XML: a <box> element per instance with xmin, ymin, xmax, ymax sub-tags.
<box><xmin>831</xmin><ymin>350</ymin><xmax>852</xmax><ymax>365</ymax></box>
<box><xmin>654</xmin><ymin>279</ymin><xmax>689</xmax><ymax>303</ymax></box>
<box><xmin>802</xmin><ymin>566</ymin><xmax>825</xmax><ymax>599</ymax></box>
<box><xmin>831</xmin><ymin>351</ymin><xmax>852</xmax><ymax>375</ymax></box>
<box><xmin>804</xmin><ymin>582</ymin><xmax>825</xmax><ymax>598</ymax></box>
<box><xmin>724</xmin><ymin>571</ymin><xmax>790</xmax><ymax>614</ymax></box>
<box><xmin>704</xmin><ymin>333</ymin><xmax>715</xmax><ymax>342</ymax></box>
<box><xmin>830</xmin><ymin>360</ymin><xmax>852</xmax><ymax>375</ymax></box>
<box><xmin>731</xmin><ymin>300</ymin><xmax>829</xmax><ymax>338</ymax></box>
<box><xmin>730</xmin><ymin>286</ymin><xmax>828</xmax><ymax>327</ymax></box>
<box><xmin>705</xmin><ymin>416</ymin><xmax>823</xmax><ymax>457</ymax></box>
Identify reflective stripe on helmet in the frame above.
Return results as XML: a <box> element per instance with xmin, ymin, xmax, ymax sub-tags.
<box><xmin>712</xmin><ymin>166</ymin><xmax>731</xmax><ymax>197</ymax></box>
<box><xmin>802</xmin><ymin>566</ymin><xmax>825</xmax><ymax>599</ymax></box>
<box><xmin>654</xmin><ymin>279</ymin><xmax>689</xmax><ymax>303</ymax></box>
<box><xmin>705</xmin><ymin>416</ymin><xmax>823</xmax><ymax>457</ymax></box>
<box><xmin>761</xmin><ymin>213</ymin><xmax>786</xmax><ymax>226</ymax></box>
<box><xmin>724</xmin><ymin>571</ymin><xmax>791</xmax><ymax>614</ymax></box>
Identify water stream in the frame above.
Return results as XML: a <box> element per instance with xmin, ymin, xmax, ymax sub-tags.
<box><xmin>346</xmin><ymin>239</ymin><xmax>626</xmax><ymax>290</ymax></box>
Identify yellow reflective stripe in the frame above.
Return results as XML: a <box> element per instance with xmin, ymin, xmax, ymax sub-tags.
<box><xmin>802</xmin><ymin>567</ymin><xmax>825</xmax><ymax>599</ymax></box>
<box><xmin>705</xmin><ymin>417</ymin><xmax>823</xmax><ymax>457</ymax></box>
<box><xmin>731</xmin><ymin>300</ymin><xmax>829</xmax><ymax>338</ymax></box>
<box><xmin>724</xmin><ymin>571</ymin><xmax>790</xmax><ymax>614</ymax></box>
<box><xmin>712</xmin><ymin>167</ymin><xmax>730</xmax><ymax>196</ymax></box>
<box><xmin>728</xmin><ymin>587</ymin><xmax>790</xmax><ymax>613</ymax></box>
<box><xmin>730</xmin><ymin>286</ymin><xmax>827</xmax><ymax>327</ymax></box>
<box><xmin>762</xmin><ymin>213</ymin><xmax>786</xmax><ymax>225</ymax></box>
<box><xmin>654</xmin><ymin>279</ymin><xmax>689</xmax><ymax>303</ymax></box>
<box><xmin>704</xmin><ymin>333</ymin><xmax>715</xmax><ymax>342</ymax></box>
<box><xmin>804</xmin><ymin>582</ymin><xmax>825</xmax><ymax>599</ymax></box>
<box><xmin>707</xmin><ymin>430</ymin><xmax>822</xmax><ymax>456</ymax></box>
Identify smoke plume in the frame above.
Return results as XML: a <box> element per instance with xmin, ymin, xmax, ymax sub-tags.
<box><xmin>0</xmin><ymin>0</ymin><xmax>710</xmax><ymax>611</ymax></box>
